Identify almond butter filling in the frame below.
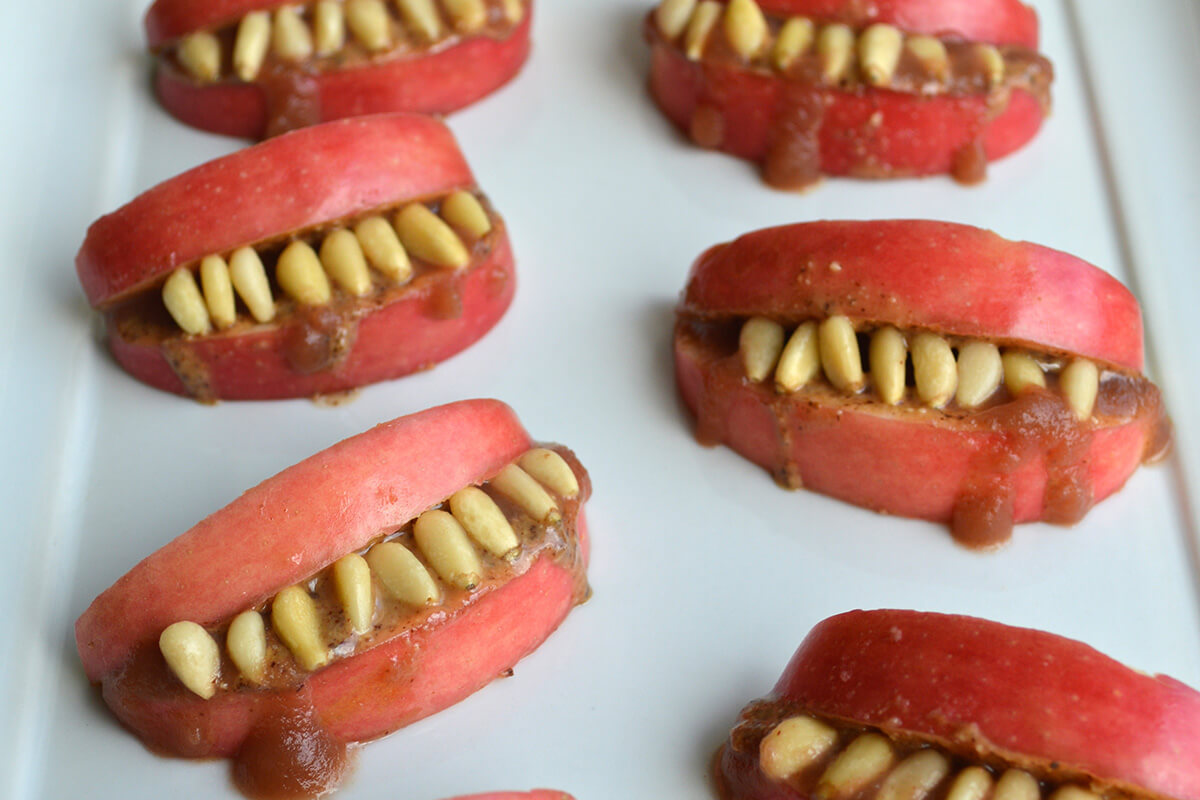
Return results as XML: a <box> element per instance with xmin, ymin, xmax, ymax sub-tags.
<box><xmin>651</xmin><ymin>0</ymin><xmax>1051</xmax><ymax>102</ymax></box>
<box><xmin>677</xmin><ymin>314</ymin><xmax>1171</xmax><ymax>548</ymax></box>
<box><xmin>155</xmin><ymin>189</ymin><xmax>493</xmax><ymax>337</ymax></box>
<box><xmin>168</xmin><ymin>0</ymin><xmax>527</xmax><ymax>85</ymax></box>
<box><xmin>737</xmin><ymin>315</ymin><xmax>1103</xmax><ymax>420</ymax></box>
<box><xmin>723</xmin><ymin>705</ymin><xmax>1126</xmax><ymax>800</ymax></box>
<box><xmin>156</xmin><ymin>446</ymin><xmax>585</xmax><ymax>699</ymax></box>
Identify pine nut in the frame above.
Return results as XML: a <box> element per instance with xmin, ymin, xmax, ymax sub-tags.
<box><xmin>355</xmin><ymin>216</ymin><xmax>412</xmax><ymax>282</ymax></box>
<box><xmin>159</xmin><ymin>621</ymin><xmax>220</xmax><ymax>699</ymax></box>
<box><xmin>684</xmin><ymin>1</ymin><xmax>721</xmax><ymax>61</ymax></box>
<box><xmin>1060</xmin><ymin>359</ymin><xmax>1098</xmax><ymax>421</ymax></box>
<box><xmin>414</xmin><ymin>510</ymin><xmax>483</xmax><ymax>590</ymax></box>
<box><xmin>817</xmin><ymin>24</ymin><xmax>855</xmax><ymax>82</ymax></box>
<box><xmin>346</xmin><ymin>0</ymin><xmax>393</xmax><ymax>51</ymax></box>
<box><xmin>227</xmin><ymin>610</ymin><xmax>267</xmax><ymax>684</ymax></box>
<box><xmin>449</xmin><ymin>486</ymin><xmax>519</xmax><ymax>556</ymax></box>
<box><xmin>816</xmin><ymin>733</ymin><xmax>894</xmax><ymax>798</ymax></box>
<box><xmin>518</xmin><ymin>448</ymin><xmax>580</xmax><ymax>498</ymax></box>
<box><xmin>229</xmin><ymin>246</ymin><xmax>276</xmax><ymax>322</ymax></box>
<box><xmin>332</xmin><ymin>553</ymin><xmax>373</xmax><ymax>635</ymax></box>
<box><xmin>272</xmin><ymin>586</ymin><xmax>329</xmax><ymax>671</ymax></box>
<box><xmin>912</xmin><ymin>332</ymin><xmax>956</xmax><ymax>407</ymax></box>
<box><xmin>772</xmin><ymin>17</ymin><xmax>814</xmax><ymax>71</ymax></box>
<box><xmin>273</xmin><ymin>6</ymin><xmax>315</xmax><ymax>62</ymax></box>
<box><xmin>776</xmin><ymin>321</ymin><xmax>819</xmax><ymax>393</ymax></box>
<box><xmin>394</xmin><ymin>204</ymin><xmax>470</xmax><ymax>269</ymax></box>
<box><xmin>163</xmin><ymin>268</ymin><xmax>212</xmax><ymax>335</ymax></box>
<box><xmin>955</xmin><ymin>341</ymin><xmax>1002</xmax><ymax>408</ymax></box>
<box><xmin>491</xmin><ymin>464</ymin><xmax>560</xmax><ymax>522</ymax></box>
<box><xmin>320</xmin><ymin>228</ymin><xmax>372</xmax><ymax>296</ymax></box>
<box><xmin>740</xmin><ymin>317</ymin><xmax>785</xmax><ymax>383</ymax></box>
<box><xmin>656</xmin><ymin>0</ymin><xmax>697</xmax><ymax>40</ymax></box>
<box><xmin>199</xmin><ymin>254</ymin><xmax>236</xmax><ymax>329</ymax></box>
<box><xmin>877</xmin><ymin>750</ymin><xmax>951</xmax><ymax>800</ymax></box>
<box><xmin>906</xmin><ymin>35</ymin><xmax>948</xmax><ymax>82</ymax></box>
<box><xmin>314</xmin><ymin>1</ymin><xmax>346</xmax><ymax>55</ymax></box>
<box><xmin>277</xmin><ymin>241</ymin><xmax>332</xmax><ymax>305</ymax></box>
<box><xmin>444</xmin><ymin>0</ymin><xmax>487</xmax><ymax>33</ymax></box>
<box><xmin>177</xmin><ymin>32</ymin><xmax>221</xmax><ymax>83</ymax></box>
<box><xmin>1002</xmin><ymin>350</ymin><xmax>1046</xmax><ymax>394</ymax></box>
<box><xmin>869</xmin><ymin>326</ymin><xmax>907</xmax><ymax>405</ymax></box>
<box><xmin>976</xmin><ymin>44</ymin><xmax>1005</xmax><ymax>88</ymax></box>
<box><xmin>367</xmin><ymin>541</ymin><xmax>441</xmax><ymax>606</ymax></box>
<box><xmin>994</xmin><ymin>770</ymin><xmax>1040</xmax><ymax>800</ymax></box>
<box><xmin>859</xmin><ymin>24</ymin><xmax>903</xmax><ymax>86</ymax></box>
<box><xmin>819</xmin><ymin>315</ymin><xmax>864</xmax><ymax>392</ymax></box>
<box><xmin>395</xmin><ymin>0</ymin><xmax>443</xmax><ymax>41</ymax></box>
<box><xmin>724</xmin><ymin>0</ymin><xmax>767</xmax><ymax>60</ymax></box>
<box><xmin>502</xmin><ymin>0</ymin><xmax>524</xmax><ymax>24</ymax></box>
<box><xmin>234</xmin><ymin>12</ymin><xmax>272</xmax><ymax>80</ymax></box>
<box><xmin>759</xmin><ymin>715</ymin><xmax>837</xmax><ymax>780</ymax></box>
<box><xmin>440</xmin><ymin>191</ymin><xmax>492</xmax><ymax>239</ymax></box>
<box><xmin>946</xmin><ymin>767</ymin><xmax>993</xmax><ymax>800</ymax></box>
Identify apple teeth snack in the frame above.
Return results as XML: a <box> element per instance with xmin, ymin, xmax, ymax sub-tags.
<box><xmin>146</xmin><ymin>0</ymin><xmax>532</xmax><ymax>137</ymax></box>
<box><xmin>75</xmin><ymin>400</ymin><xmax>590</xmax><ymax>798</ymax></box>
<box><xmin>674</xmin><ymin>220</ymin><xmax>1170</xmax><ymax>548</ymax></box>
<box><xmin>75</xmin><ymin>114</ymin><xmax>516</xmax><ymax>401</ymax></box>
<box><xmin>716</xmin><ymin>609</ymin><xmax>1200</xmax><ymax>800</ymax></box>
<box><xmin>645</xmin><ymin>0</ymin><xmax>1052</xmax><ymax>188</ymax></box>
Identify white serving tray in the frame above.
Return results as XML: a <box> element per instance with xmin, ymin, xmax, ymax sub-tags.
<box><xmin>2</xmin><ymin>0</ymin><xmax>1198</xmax><ymax>797</ymax></box>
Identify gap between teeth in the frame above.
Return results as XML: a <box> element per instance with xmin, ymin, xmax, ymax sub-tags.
<box><xmin>738</xmin><ymin>315</ymin><xmax>1099</xmax><ymax>420</ymax></box>
<box><xmin>158</xmin><ymin>448</ymin><xmax>579</xmax><ymax>698</ymax></box>
<box><xmin>656</xmin><ymin>0</ymin><xmax>1011</xmax><ymax>90</ymax></box>
<box><xmin>174</xmin><ymin>0</ymin><xmax>527</xmax><ymax>83</ymax></box>
<box><xmin>758</xmin><ymin>713</ymin><xmax>1103</xmax><ymax>800</ymax></box>
<box><xmin>160</xmin><ymin>190</ymin><xmax>491</xmax><ymax>335</ymax></box>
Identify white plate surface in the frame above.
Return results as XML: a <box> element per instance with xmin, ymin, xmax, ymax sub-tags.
<box><xmin>2</xmin><ymin>0</ymin><xmax>1199</xmax><ymax>798</ymax></box>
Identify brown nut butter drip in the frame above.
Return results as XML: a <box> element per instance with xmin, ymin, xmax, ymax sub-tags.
<box><xmin>716</xmin><ymin>698</ymin><xmax>1142</xmax><ymax>800</ymax></box>
<box><xmin>654</xmin><ymin>19</ymin><xmax>1052</xmax><ymax>189</ymax></box>
<box><xmin>260</xmin><ymin>64</ymin><xmax>323</xmax><ymax>139</ymax></box>
<box><xmin>284</xmin><ymin>304</ymin><xmax>361</xmax><ymax>374</ymax></box>
<box><xmin>232</xmin><ymin>689</ymin><xmax>353</xmax><ymax>800</ymax></box>
<box><xmin>98</xmin><ymin>445</ymin><xmax>589</xmax><ymax>799</ymax></box>
<box><xmin>676</xmin><ymin>317</ymin><xmax>1170</xmax><ymax>549</ymax></box>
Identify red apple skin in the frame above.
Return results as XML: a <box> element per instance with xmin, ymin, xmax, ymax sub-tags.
<box><xmin>750</xmin><ymin>0</ymin><xmax>1039</xmax><ymax>48</ymax></box>
<box><xmin>145</xmin><ymin>0</ymin><xmax>533</xmax><ymax>138</ymax></box>
<box><xmin>75</xmin><ymin>115</ymin><xmax>515</xmax><ymax>400</ymax></box>
<box><xmin>77</xmin><ymin>115</ymin><xmax>473</xmax><ymax>307</ymax></box>
<box><xmin>75</xmin><ymin>399</ymin><xmax>591</xmax><ymax>756</ymax></box>
<box><xmin>721</xmin><ymin>610</ymin><xmax>1200</xmax><ymax>800</ymax></box>
<box><xmin>646</xmin><ymin>0</ymin><xmax>1045</xmax><ymax>183</ymax></box>
<box><xmin>680</xmin><ymin>221</ymin><xmax>1143</xmax><ymax>373</ymax></box>
<box><xmin>674</xmin><ymin>221</ymin><xmax>1157</xmax><ymax>532</ymax></box>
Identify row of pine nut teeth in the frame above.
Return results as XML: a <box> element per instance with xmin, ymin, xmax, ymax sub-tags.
<box><xmin>158</xmin><ymin>449</ymin><xmax>579</xmax><ymax>699</ymax></box>
<box><xmin>654</xmin><ymin>0</ymin><xmax>1007</xmax><ymax>89</ymax></box>
<box><xmin>757</xmin><ymin>714</ymin><xmax>1103</xmax><ymax>800</ymax></box>
<box><xmin>162</xmin><ymin>191</ymin><xmax>492</xmax><ymax>335</ymax></box>
<box><xmin>739</xmin><ymin>316</ymin><xmax>1100</xmax><ymax>421</ymax></box>
<box><xmin>175</xmin><ymin>0</ymin><xmax>525</xmax><ymax>84</ymax></box>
